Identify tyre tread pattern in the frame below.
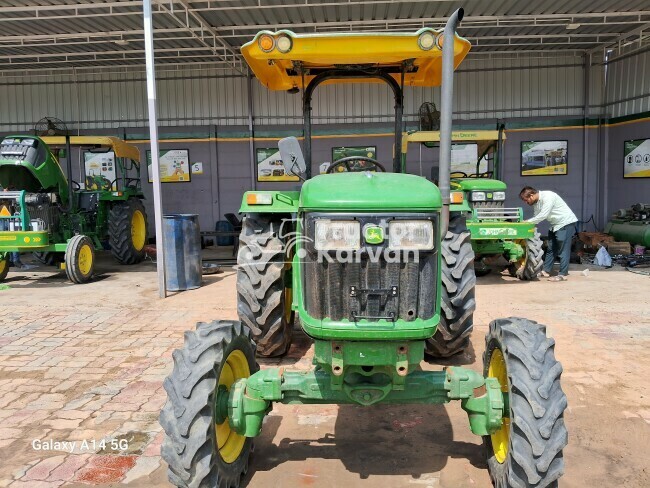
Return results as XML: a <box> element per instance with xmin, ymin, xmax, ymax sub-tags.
<box><xmin>510</xmin><ymin>232</ymin><xmax>544</xmax><ymax>281</ymax></box>
<box><xmin>236</xmin><ymin>215</ymin><xmax>292</xmax><ymax>357</ymax></box>
<box><xmin>484</xmin><ymin>317</ymin><xmax>568</xmax><ymax>488</ymax></box>
<box><xmin>426</xmin><ymin>214</ymin><xmax>476</xmax><ymax>357</ymax></box>
<box><xmin>109</xmin><ymin>197</ymin><xmax>148</xmax><ymax>265</ymax></box>
<box><xmin>65</xmin><ymin>234</ymin><xmax>94</xmax><ymax>284</ymax></box>
<box><xmin>160</xmin><ymin>320</ymin><xmax>258</xmax><ymax>488</ymax></box>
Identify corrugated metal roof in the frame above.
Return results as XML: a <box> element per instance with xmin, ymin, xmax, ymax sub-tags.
<box><xmin>0</xmin><ymin>0</ymin><xmax>648</xmax><ymax>72</ymax></box>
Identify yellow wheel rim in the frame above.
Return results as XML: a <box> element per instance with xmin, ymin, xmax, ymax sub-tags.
<box><xmin>78</xmin><ymin>244</ymin><xmax>93</xmax><ymax>276</ymax></box>
<box><xmin>0</xmin><ymin>259</ymin><xmax>7</xmax><ymax>276</ymax></box>
<box><xmin>488</xmin><ymin>348</ymin><xmax>510</xmax><ymax>464</ymax></box>
<box><xmin>216</xmin><ymin>350</ymin><xmax>250</xmax><ymax>464</ymax></box>
<box><xmin>512</xmin><ymin>239</ymin><xmax>526</xmax><ymax>270</ymax></box>
<box><xmin>131</xmin><ymin>210</ymin><xmax>146</xmax><ymax>251</ymax></box>
<box><xmin>284</xmin><ymin>287</ymin><xmax>293</xmax><ymax>323</ymax></box>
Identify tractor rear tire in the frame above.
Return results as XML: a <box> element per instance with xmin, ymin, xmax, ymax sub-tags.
<box><xmin>109</xmin><ymin>198</ymin><xmax>148</xmax><ymax>265</ymax></box>
<box><xmin>484</xmin><ymin>317</ymin><xmax>568</xmax><ymax>487</ymax></box>
<box><xmin>426</xmin><ymin>214</ymin><xmax>476</xmax><ymax>358</ymax></box>
<box><xmin>237</xmin><ymin>215</ymin><xmax>293</xmax><ymax>357</ymax></box>
<box><xmin>65</xmin><ymin>235</ymin><xmax>95</xmax><ymax>284</ymax></box>
<box><xmin>33</xmin><ymin>252</ymin><xmax>64</xmax><ymax>266</ymax></box>
<box><xmin>508</xmin><ymin>233</ymin><xmax>543</xmax><ymax>280</ymax></box>
<box><xmin>160</xmin><ymin>320</ymin><xmax>258</xmax><ymax>488</ymax></box>
<box><xmin>0</xmin><ymin>257</ymin><xmax>8</xmax><ymax>282</ymax></box>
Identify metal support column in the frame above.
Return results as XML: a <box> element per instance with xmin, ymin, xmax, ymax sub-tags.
<box><xmin>581</xmin><ymin>53</ymin><xmax>590</xmax><ymax>226</ymax></box>
<box><xmin>247</xmin><ymin>71</ymin><xmax>257</xmax><ymax>190</ymax></box>
<box><xmin>143</xmin><ymin>0</ymin><xmax>166</xmax><ymax>298</ymax></box>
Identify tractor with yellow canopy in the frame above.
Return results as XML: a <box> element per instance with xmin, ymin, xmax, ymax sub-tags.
<box><xmin>0</xmin><ymin>135</ymin><xmax>147</xmax><ymax>283</ymax></box>
<box><xmin>159</xmin><ymin>9</ymin><xmax>567</xmax><ymax>488</ymax></box>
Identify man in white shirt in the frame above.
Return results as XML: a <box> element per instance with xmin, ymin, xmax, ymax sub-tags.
<box><xmin>520</xmin><ymin>186</ymin><xmax>578</xmax><ymax>281</ymax></box>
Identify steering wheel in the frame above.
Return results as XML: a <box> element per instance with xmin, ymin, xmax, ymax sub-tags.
<box><xmin>326</xmin><ymin>156</ymin><xmax>386</xmax><ymax>174</ymax></box>
<box><xmin>450</xmin><ymin>171</ymin><xmax>468</xmax><ymax>178</ymax></box>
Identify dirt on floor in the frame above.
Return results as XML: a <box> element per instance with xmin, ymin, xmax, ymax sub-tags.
<box><xmin>0</xmin><ymin>250</ymin><xmax>648</xmax><ymax>488</ymax></box>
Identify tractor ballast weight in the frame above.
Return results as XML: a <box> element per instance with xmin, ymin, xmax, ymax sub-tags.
<box><xmin>160</xmin><ymin>9</ymin><xmax>568</xmax><ymax>488</ymax></box>
<box><xmin>0</xmin><ymin>135</ymin><xmax>148</xmax><ymax>283</ymax></box>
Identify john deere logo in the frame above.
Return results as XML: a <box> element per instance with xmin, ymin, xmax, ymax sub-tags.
<box><xmin>364</xmin><ymin>225</ymin><xmax>384</xmax><ymax>244</ymax></box>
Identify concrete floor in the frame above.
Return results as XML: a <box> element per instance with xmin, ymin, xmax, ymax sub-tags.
<box><xmin>0</xmin><ymin>250</ymin><xmax>648</xmax><ymax>487</ymax></box>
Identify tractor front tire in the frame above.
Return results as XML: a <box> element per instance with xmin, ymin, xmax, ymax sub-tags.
<box><xmin>109</xmin><ymin>198</ymin><xmax>148</xmax><ymax>265</ymax></box>
<box><xmin>508</xmin><ymin>233</ymin><xmax>544</xmax><ymax>280</ymax></box>
<box><xmin>160</xmin><ymin>320</ymin><xmax>258</xmax><ymax>488</ymax></box>
<box><xmin>484</xmin><ymin>317</ymin><xmax>568</xmax><ymax>487</ymax></box>
<box><xmin>0</xmin><ymin>257</ymin><xmax>9</xmax><ymax>282</ymax></box>
<box><xmin>426</xmin><ymin>214</ymin><xmax>476</xmax><ymax>358</ymax></box>
<box><xmin>237</xmin><ymin>215</ymin><xmax>293</xmax><ymax>357</ymax></box>
<box><xmin>65</xmin><ymin>235</ymin><xmax>95</xmax><ymax>284</ymax></box>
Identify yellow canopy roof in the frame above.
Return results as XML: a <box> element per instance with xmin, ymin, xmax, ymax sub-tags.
<box><xmin>40</xmin><ymin>136</ymin><xmax>140</xmax><ymax>164</ymax></box>
<box><xmin>241</xmin><ymin>29</ymin><xmax>471</xmax><ymax>91</ymax></box>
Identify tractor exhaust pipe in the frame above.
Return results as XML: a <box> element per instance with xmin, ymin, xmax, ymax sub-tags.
<box><xmin>438</xmin><ymin>7</ymin><xmax>464</xmax><ymax>235</ymax></box>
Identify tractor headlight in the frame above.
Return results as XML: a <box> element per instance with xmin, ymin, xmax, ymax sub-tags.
<box><xmin>314</xmin><ymin>220</ymin><xmax>360</xmax><ymax>250</ymax></box>
<box><xmin>470</xmin><ymin>191</ymin><xmax>486</xmax><ymax>202</ymax></box>
<box><xmin>388</xmin><ymin>220</ymin><xmax>434</xmax><ymax>251</ymax></box>
<box><xmin>418</xmin><ymin>31</ymin><xmax>436</xmax><ymax>51</ymax></box>
<box><xmin>493</xmin><ymin>191</ymin><xmax>506</xmax><ymax>201</ymax></box>
<box><xmin>276</xmin><ymin>34</ymin><xmax>292</xmax><ymax>53</ymax></box>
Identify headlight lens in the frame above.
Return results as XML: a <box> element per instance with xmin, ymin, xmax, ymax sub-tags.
<box><xmin>418</xmin><ymin>31</ymin><xmax>435</xmax><ymax>50</ymax></box>
<box><xmin>276</xmin><ymin>34</ymin><xmax>292</xmax><ymax>53</ymax></box>
<box><xmin>388</xmin><ymin>220</ymin><xmax>434</xmax><ymax>250</ymax></box>
<box><xmin>471</xmin><ymin>191</ymin><xmax>486</xmax><ymax>201</ymax></box>
<box><xmin>314</xmin><ymin>220</ymin><xmax>360</xmax><ymax>250</ymax></box>
<box><xmin>493</xmin><ymin>191</ymin><xmax>506</xmax><ymax>201</ymax></box>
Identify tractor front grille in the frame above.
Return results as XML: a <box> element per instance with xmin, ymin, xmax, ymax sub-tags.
<box><xmin>301</xmin><ymin>213</ymin><xmax>437</xmax><ymax>322</ymax></box>
<box><xmin>474</xmin><ymin>207</ymin><xmax>522</xmax><ymax>221</ymax></box>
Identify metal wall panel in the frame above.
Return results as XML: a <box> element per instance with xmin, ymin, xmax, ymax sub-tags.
<box><xmin>0</xmin><ymin>57</ymin><xmax>591</xmax><ymax>132</ymax></box>
<box><xmin>606</xmin><ymin>50</ymin><xmax>650</xmax><ymax>118</ymax></box>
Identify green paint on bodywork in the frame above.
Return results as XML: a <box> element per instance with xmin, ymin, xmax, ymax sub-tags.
<box><xmin>473</xmin><ymin>239</ymin><xmax>525</xmax><ymax>262</ymax></box>
<box><xmin>0</xmin><ymin>135</ymin><xmax>70</xmax><ymax>205</ymax></box>
<box><xmin>0</xmin><ymin>231</ymin><xmax>50</xmax><ymax>250</ymax></box>
<box><xmin>222</xmin><ymin>362</ymin><xmax>505</xmax><ymax>438</ymax></box>
<box><xmin>467</xmin><ymin>221</ymin><xmax>534</xmax><ymax>240</ymax></box>
<box><xmin>239</xmin><ymin>190</ymin><xmax>300</xmax><ymax>213</ymax></box>
<box><xmin>451</xmin><ymin>178</ymin><xmax>507</xmax><ymax>191</ymax></box>
<box><xmin>300</xmin><ymin>173</ymin><xmax>442</xmax><ymax>211</ymax></box>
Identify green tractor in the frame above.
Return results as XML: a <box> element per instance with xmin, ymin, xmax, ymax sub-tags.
<box><xmin>160</xmin><ymin>9</ymin><xmax>567</xmax><ymax>488</ymax></box>
<box><xmin>402</xmin><ymin>129</ymin><xmax>544</xmax><ymax>280</ymax></box>
<box><xmin>0</xmin><ymin>134</ymin><xmax>148</xmax><ymax>283</ymax></box>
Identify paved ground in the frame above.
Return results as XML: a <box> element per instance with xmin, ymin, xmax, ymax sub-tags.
<box><xmin>0</xmin><ymin>251</ymin><xmax>648</xmax><ymax>488</ymax></box>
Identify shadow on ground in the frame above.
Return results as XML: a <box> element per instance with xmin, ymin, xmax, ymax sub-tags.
<box><xmin>244</xmin><ymin>402</ymin><xmax>485</xmax><ymax>485</ymax></box>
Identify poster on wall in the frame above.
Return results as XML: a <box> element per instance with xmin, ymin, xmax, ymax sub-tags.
<box><xmin>84</xmin><ymin>151</ymin><xmax>116</xmax><ymax>190</ymax></box>
<box><xmin>451</xmin><ymin>143</ymin><xmax>488</xmax><ymax>175</ymax></box>
<box><xmin>257</xmin><ymin>148</ymin><xmax>299</xmax><ymax>182</ymax></box>
<box><xmin>624</xmin><ymin>139</ymin><xmax>650</xmax><ymax>178</ymax></box>
<box><xmin>521</xmin><ymin>141</ymin><xmax>568</xmax><ymax>176</ymax></box>
<box><xmin>146</xmin><ymin>149</ymin><xmax>191</xmax><ymax>183</ymax></box>
<box><xmin>328</xmin><ymin>146</ymin><xmax>377</xmax><ymax>173</ymax></box>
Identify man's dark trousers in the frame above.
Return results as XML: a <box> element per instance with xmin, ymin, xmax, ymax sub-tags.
<box><xmin>543</xmin><ymin>223</ymin><xmax>576</xmax><ymax>276</ymax></box>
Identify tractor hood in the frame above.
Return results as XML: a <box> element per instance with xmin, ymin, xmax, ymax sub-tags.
<box><xmin>451</xmin><ymin>178</ymin><xmax>507</xmax><ymax>192</ymax></box>
<box><xmin>300</xmin><ymin>172</ymin><xmax>441</xmax><ymax>211</ymax></box>
<box><xmin>0</xmin><ymin>136</ymin><xmax>69</xmax><ymax>202</ymax></box>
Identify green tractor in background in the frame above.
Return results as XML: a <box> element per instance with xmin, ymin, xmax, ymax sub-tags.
<box><xmin>160</xmin><ymin>9</ymin><xmax>567</xmax><ymax>488</ymax></box>
<box><xmin>0</xmin><ymin>127</ymin><xmax>148</xmax><ymax>284</ymax></box>
<box><xmin>402</xmin><ymin>128</ymin><xmax>543</xmax><ymax>280</ymax></box>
